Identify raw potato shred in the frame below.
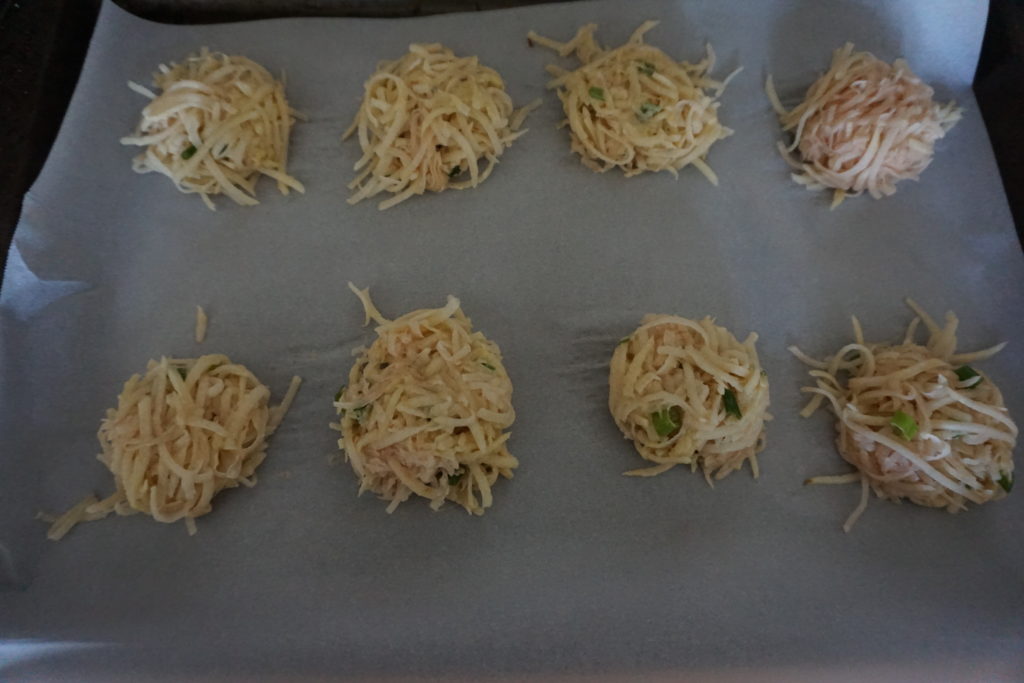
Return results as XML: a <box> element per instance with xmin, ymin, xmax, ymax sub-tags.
<box><xmin>609</xmin><ymin>315</ymin><xmax>770</xmax><ymax>482</ymax></box>
<box><xmin>195</xmin><ymin>305</ymin><xmax>208</xmax><ymax>343</ymax></box>
<box><xmin>333</xmin><ymin>284</ymin><xmax>517</xmax><ymax>514</ymax></box>
<box><xmin>791</xmin><ymin>300</ymin><xmax>1017</xmax><ymax>532</ymax></box>
<box><xmin>766</xmin><ymin>43</ymin><xmax>961</xmax><ymax>208</ymax></box>
<box><xmin>120</xmin><ymin>48</ymin><xmax>305</xmax><ymax>210</ymax></box>
<box><xmin>46</xmin><ymin>355</ymin><xmax>302</xmax><ymax>540</ymax></box>
<box><xmin>344</xmin><ymin>44</ymin><xmax>539</xmax><ymax>210</ymax></box>
<box><xmin>528</xmin><ymin>21</ymin><xmax>738</xmax><ymax>182</ymax></box>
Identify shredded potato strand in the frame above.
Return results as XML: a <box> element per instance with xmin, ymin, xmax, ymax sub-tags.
<box><xmin>609</xmin><ymin>314</ymin><xmax>771</xmax><ymax>481</ymax></box>
<box><xmin>121</xmin><ymin>48</ymin><xmax>304</xmax><ymax>210</ymax></box>
<box><xmin>792</xmin><ymin>300</ymin><xmax>1016</xmax><ymax>532</ymax></box>
<box><xmin>195</xmin><ymin>305</ymin><xmax>208</xmax><ymax>343</ymax></box>
<box><xmin>766</xmin><ymin>43</ymin><xmax>961</xmax><ymax>207</ymax></box>
<box><xmin>48</xmin><ymin>355</ymin><xmax>300</xmax><ymax>539</ymax></box>
<box><xmin>529</xmin><ymin>21</ymin><xmax>736</xmax><ymax>181</ymax></box>
<box><xmin>344</xmin><ymin>44</ymin><xmax>538</xmax><ymax>210</ymax></box>
<box><xmin>334</xmin><ymin>284</ymin><xmax>517</xmax><ymax>514</ymax></box>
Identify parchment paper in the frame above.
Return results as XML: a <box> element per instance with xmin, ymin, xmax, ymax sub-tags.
<box><xmin>2</xmin><ymin>0</ymin><xmax>1023</xmax><ymax>678</ymax></box>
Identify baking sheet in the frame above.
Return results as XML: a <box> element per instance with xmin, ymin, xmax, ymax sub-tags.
<box><xmin>2</xmin><ymin>0</ymin><xmax>1023</xmax><ymax>678</ymax></box>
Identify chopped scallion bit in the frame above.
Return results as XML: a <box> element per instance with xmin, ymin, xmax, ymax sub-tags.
<box><xmin>589</xmin><ymin>86</ymin><xmax>605</xmax><ymax>101</ymax></box>
<box><xmin>651</xmin><ymin>406</ymin><xmax>682</xmax><ymax>438</ymax></box>
<box><xmin>334</xmin><ymin>386</ymin><xmax>345</xmax><ymax>402</ymax></box>
<box><xmin>998</xmin><ymin>472</ymin><xmax>1013</xmax><ymax>493</ymax></box>
<box><xmin>638</xmin><ymin>61</ymin><xmax>655</xmax><ymax>76</ymax></box>
<box><xmin>954</xmin><ymin>365</ymin><xmax>982</xmax><ymax>386</ymax></box>
<box><xmin>352</xmin><ymin>404</ymin><xmax>370</xmax><ymax>422</ymax></box>
<box><xmin>890</xmin><ymin>411</ymin><xmax>918</xmax><ymax>440</ymax></box>
<box><xmin>722</xmin><ymin>389</ymin><xmax>742</xmax><ymax>419</ymax></box>
<box><xmin>181</xmin><ymin>145</ymin><xmax>197</xmax><ymax>160</ymax></box>
<box><xmin>481</xmin><ymin>362</ymin><xmax>496</xmax><ymax>371</ymax></box>
<box><xmin>618</xmin><ymin>336</ymin><xmax>631</xmax><ymax>345</ymax></box>
<box><xmin>637</xmin><ymin>101</ymin><xmax>662</xmax><ymax>121</ymax></box>
<box><xmin>448</xmin><ymin>165</ymin><xmax>461</xmax><ymax>178</ymax></box>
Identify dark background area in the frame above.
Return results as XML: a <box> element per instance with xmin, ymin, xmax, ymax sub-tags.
<box><xmin>1</xmin><ymin>0</ymin><xmax>1021</xmax><ymax>280</ymax></box>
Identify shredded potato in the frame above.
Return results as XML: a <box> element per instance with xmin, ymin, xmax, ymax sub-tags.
<box><xmin>609</xmin><ymin>315</ymin><xmax>770</xmax><ymax>482</ymax></box>
<box><xmin>121</xmin><ymin>48</ymin><xmax>305</xmax><ymax>210</ymax></box>
<box><xmin>766</xmin><ymin>43</ymin><xmax>961</xmax><ymax>208</ymax></box>
<box><xmin>333</xmin><ymin>284</ymin><xmax>517</xmax><ymax>514</ymax></box>
<box><xmin>792</xmin><ymin>300</ymin><xmax>1016</xmax><ymax>532</ymax></box>
<box><xmin>195</xmin><ymin>305</ymin><xmax>208</xmax><ymax>343</ymax></box>
<box><xmin>47</xmin><ymin>356</ymin><xmax>301</xmax><ymax>539</ymax></box>
<box><xmin>344</xmin><ymin>44</ymin><xmax>538</xmax><ymax>210</ymax></box>
<box><xmin>528</xmin><ymin>21</ymin><xmax>738</xmax><ymax>183</ymax></box>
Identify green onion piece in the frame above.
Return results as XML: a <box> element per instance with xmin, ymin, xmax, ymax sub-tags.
<box><xmin>181</xmin><ymin>145</ymin><xmax>197</xmax><ymax>160</ymax></box>
<box><xmin>637</xmin><ymin>101</ymin><xmax>661</xmax><ymax>121</ymax></box>
<box><xmin>448</xmin><ymin>469</ymin><xmax>465</xmax><ymax>485</ymax></box>
<box><xmin>448</xmin><ymin>165</ymin><xmax>461</xmax><ymax>178</ymax></box>
<box><xmin>618</xmin><ymin>336</ymin><xmax>631</xmax><ymax>345</ymax></box>
<box><xmin>352</xmin><ymin>405</ymin><xmax>370</xmax><ymax>422</ymax></box>
<box><xmin>638</xmin><ymin>61</ymin><xmax>655</xmax><ymax>76</ymax></box>
<box><xmin>760</xmin><ymin>369</ymin><xmax>768</xmax><ymax>378</ymax></box>
<box><xmin>481</xmin><ymin>362</ymin><xmax>496</xmax><ymax>371</ymax></box>
<box><xmin>334</xmin><ymin>386</ymin><xmax>345</xmax><ymax>402</ymax></box>
<box><xmin>998</xmin><ymin>472</ymin><xmax>1013</xmax><ymax>493</ymax></box>
<box><xmin>954</xmin><ymin>365</ymin><xmax>982</xmax><ymax>386</ymax></box>
<box><xmin>651</xmin><ymin>406</ymin><xmax>682</xmax><ymax>438</ymax></box>
<box><xmin>890</xmin><ymin>411</ymin><xmax>918</xmax><ymax>440</ymax></box>
<box><xmin>177</xmin><ymin>368</ymin><xmax>188</xmax><ymax>380</ymax></box>
<box><xmin>589</xmin><ymin>86</ymin><xmax>605</xmax><ymax>101</ymax></box>
<box><xmin>722</xmin><ymin>389</ymin><xmax>742</xmax><ymax>419</ymax></box>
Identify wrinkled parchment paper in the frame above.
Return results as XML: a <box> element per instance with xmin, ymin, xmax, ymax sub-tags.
<box><xmin>2</xmin><ymin>0</ymin><xmax>1022</xmax><ymax>678</ymax></box>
